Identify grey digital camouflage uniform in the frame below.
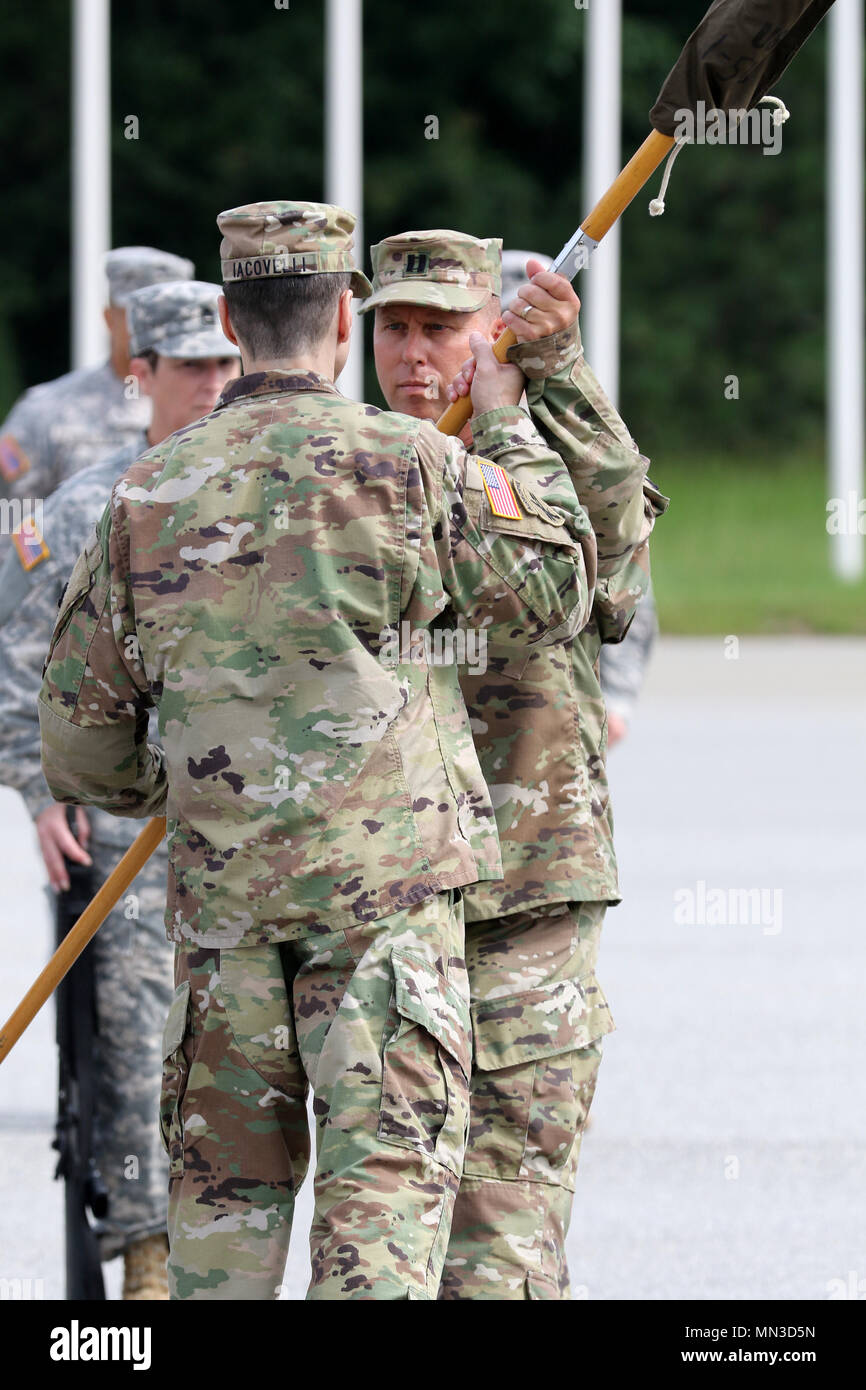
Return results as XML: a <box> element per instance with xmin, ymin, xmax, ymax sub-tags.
<box><xmin>0</xmin><ymin>275</ymin><xmax>232</xmax><ymax>1264</ymax></box>
<box><xmin>599</xmin><ymin>582</ymin><xmax>658</xmax><ymax>723</ymax></box>
<box><xmin>0</xmin><ymin>440</ymin><xmax>172</xmax><ymax>1261</ymax></box>
<box><xmin>0</xmin><ymin>362</ymin><xmax>150</xmax><ymax>516</ymax></box>
<box><xmin>0</xmin><ymin>246</ymin><xmax>194</xmax><ymax>524</ymax></box>
<box><xmin>38</xmin><ymin>308</ymin><xmax>597</xmax><ymax>1298</ymax></box>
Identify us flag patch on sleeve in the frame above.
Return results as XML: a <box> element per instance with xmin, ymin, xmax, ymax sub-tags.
<box><xmin>479</xmin><ymin>462</ymin><xmax>523</xmax><ymax>520</ymax></box>
<box><xmin>0</xmin><ymin>435</ymin><xmax>31</xmax><ymax>483</ymax></box>
<box><xmin>12</xmin><ymin>519</ymin><xmax>50</xmax><ymax>571</ymax></box>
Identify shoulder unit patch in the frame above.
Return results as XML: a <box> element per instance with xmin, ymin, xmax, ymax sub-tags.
<box><xmin>0</xmin><ymin>435</ymin><xmax>31</xmax><ymax>484</ymax></box>
<box><xmin>479</xmin><ymin>462</ymin><xmax>523</xmax><ymax>520</ymax></box>
<box><xmin>12</xmin><ymin>519</ymin><xmax>50</xmax><ymax>571</ymax></box>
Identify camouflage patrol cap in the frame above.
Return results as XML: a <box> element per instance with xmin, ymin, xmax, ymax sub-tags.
<box><xmin>358</xmin><ymin>229</ymin><xmax>502</xmax><ymax>316</ymax></box>
<box><xmin>217</xmin><ymin>200</ymin><xmax>372</xmax><ymax>298</ymax></box>
<box><xmin>127</xmin><ymin>280</ymin><xmax>240</xmax><ymax>359</ymax></box>
<box><xmin>500</xmin><ymin>249</ymin><xmax>553</xmax><ymax>310</ymax></box>
<box><xmin>105</xmin><ymin>246</ymin><xmax>195</xmax><ymax>306</ymax></box>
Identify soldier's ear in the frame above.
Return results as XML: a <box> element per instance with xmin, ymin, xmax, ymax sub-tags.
<box><xmin>336</xmin><ymin>289</ymin><xmax>354</xmax><ymax>346</ymax></box>
<box><xmin>128</xmin><ymin>356</ymin><xmax>154</xmax><ymax>397</ymax></box>
<box><xmin>218</xmin><ymin>295</ymin><xmax>240</xmax><ymax>347</ymax></box>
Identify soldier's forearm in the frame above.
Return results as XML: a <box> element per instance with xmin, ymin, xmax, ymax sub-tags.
<box><xmin>38</xmin><ymin>700</ymin><xmax>167</xmax><ymax>818</ymax></box>
<box><xmin>521</xmin><ymin>336</ymin><xmax>656</xmax><ymax>577</ymax></box>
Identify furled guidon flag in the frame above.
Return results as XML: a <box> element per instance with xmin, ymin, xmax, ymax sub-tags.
<box><xmin>479</xmin><ymin>462</ymin><xmax>523</xmax><ymax>520</ymax></box>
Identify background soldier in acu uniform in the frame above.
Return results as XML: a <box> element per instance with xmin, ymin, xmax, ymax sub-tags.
<box><xmin>0</xmin><ymin>280</ymin><xmax>239</xmax><ymax>1297</ymax></box>
<box><xmin>0</xmin><ymin>247</ymin><xmax>194</xmax><ymax>555</ymax></box>
<box><xmin>365</xmin><ymin>229</ymin><xmax>668</xmax><ymax>1299</ymax></box>
<box><xmin>37</xmin><ymin>199</ymin><xmax>598</xmax><ymax>1302</ymax></box>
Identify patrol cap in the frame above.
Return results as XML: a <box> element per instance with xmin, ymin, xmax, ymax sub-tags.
<box><xmin>500</xmin><ymin>249</ymin><xmax>553</xmax><ymax>309</ymax></box>
<box><xmin>358</xmin><ymin>229</ymin><xmax>502</xmax><ymax>316</ymax></box>
<box><xmin>105</xmin><ymin>246</ymin><xmax>195</xmax><ymax>306</ymax></box>
<box><xmin>217</xmin><ymin>200</ymin><xmax>372</xmax><ymax>299</ymax></box>
<box><xmin>127</xmin><ymin>280</ymin><xmax>240</xmax><ymax>359</ymax></box>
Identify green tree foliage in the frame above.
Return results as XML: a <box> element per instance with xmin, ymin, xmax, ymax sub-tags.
<box><xmin>0</xmin><ymin>0</ymin><xmax>831</xmax><ymax>459</ymax></box>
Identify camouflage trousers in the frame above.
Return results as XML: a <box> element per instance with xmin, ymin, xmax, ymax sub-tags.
<box><xmin>86</xmin><ymin>835</ymin><xmax>173</xmax><ymax>1261</ymax></box>
<box><xmin>439</xmin><ymin>900</ymin><xmax>613</xmax><ymax>1301</ymax></box>
<box><xmin>162</xmin><ymin>888</ymin><xmax>470</xmax><ymax>1300</ymax></box>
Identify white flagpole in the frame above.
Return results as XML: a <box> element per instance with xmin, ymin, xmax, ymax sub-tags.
<box><xmin>325</xmin><ymin>0</ymin><xmax>364</xmax><ymax>403</ymax></box>
<box><xmin>828</xmin><ymin>0</ymin><xmax>864</xmax><ymax>580</ymax></box>
<box><xmin>72</xmin><ymin>0</ymin><xmax>111</xmax><ymax>371</ymax></box>
<box><xmin>582</xmin><ymin>0</ymin><xmax>622</xmax><ymax>406</ymax></box>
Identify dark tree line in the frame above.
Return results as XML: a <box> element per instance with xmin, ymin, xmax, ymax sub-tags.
<box><xmin>0</xmin><ymin>0</ymin><xmax>830</xmax><ymax>457</ymax></box>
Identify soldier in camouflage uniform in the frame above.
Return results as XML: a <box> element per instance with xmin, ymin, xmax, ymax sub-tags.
<box><xmin>0</xmin><ymin>280</ymin><xmax>240</xmax><ymax>1297</ymax></box>
<box><xmin>500</xmin><ymin>251</ymin><xmax>660</xmax><ymax>750</ymax></box>
<box><xmin>0</xmin><ymin>246</ymin><xmax>194</xmax><ymax>556</ymax></box>
<box><xmin>365</xmin><ymin>229</ymin><xmax>668</xmax><ymax>1298</ymax></box>
<box><xmin>37</xmin><ymin>199</ymin><xmax>599</xmax><ymax>1301</ymax></box>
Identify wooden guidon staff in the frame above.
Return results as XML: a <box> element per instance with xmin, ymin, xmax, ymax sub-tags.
<box><xmin>434</xmin><ymin>129</ymin><xmax>675</xmax><ymax>437</ymax></box>
<box><xmin>435</xmin><ymin>0</ymin><xmax>835</xmax><ymax>438</ymax></box>
<box><xmin>0</xmin><ymin>2</ymin><xmax>835</xmax><ymax>1067</ymax></box>
<box><xmin>0</xmin><ymin>817</ymin><xmax>166</xmax><ymax>1063</ymax></box>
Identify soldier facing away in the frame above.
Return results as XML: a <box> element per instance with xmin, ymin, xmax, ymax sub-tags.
<box><xmin>364</xmin><ymin>228</ymin><xmax>667</xmax><ymax>1298</ymax></box>
<box><xmin>37</xmin><ymin>198</ymin><xmax>600</xmax><ymax>1301</ymax></box>
<box><xmin>0</xmin><ymin>279</ymin><xmax>239</xmax><ymax>1297</ymax></box>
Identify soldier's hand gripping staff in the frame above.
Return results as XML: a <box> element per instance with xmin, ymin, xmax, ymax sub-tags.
<box><xmin>37</xmin><ymin>200</ymin><xmax>595</xmax><ymax>1301</ymax></box>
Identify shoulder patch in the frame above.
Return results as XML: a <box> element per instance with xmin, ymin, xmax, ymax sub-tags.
<box><xmin>479</xmin><ymin>462</ymin><xmax>522</xmax><ymax>520</ymax></box>
<box><xmin>12</xmin><ymin>519</ymin><xmax>50</xmax><ymax>571</ymax></box>
<box><xmin>512</xmin><ymin>481</ymin><xmax>566</xmax><ymax>528</ymax></box>
<box><xmin>0</xmin><ymin>435</ymin><xmax>31</xmax><ymax>483</ymax></box>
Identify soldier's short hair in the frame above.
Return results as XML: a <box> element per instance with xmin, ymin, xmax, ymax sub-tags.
<box><xmin>223</xmin><ymin>272</ymin><xmax>353</xmax><ymax>358</ymax></box>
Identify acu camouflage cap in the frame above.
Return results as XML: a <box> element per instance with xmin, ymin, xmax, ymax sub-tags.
<box><xmin>127</xmin><ymin>280</ymin><xmax>240</xmax><ymax>359</ymax></box>
<box><xmin>358</xmin><ymin>229</ymin><xmax>502</xmax><ymax>316</ymax></box>
<box><xmin>105</xmin><ymin>246</ymin><xmax>195</xmax><ymax>306</ymax></box>
<box><xmin>217</xmin><ymin>200</ymin><xmax>372</xmax><ymax>299</ymax></box>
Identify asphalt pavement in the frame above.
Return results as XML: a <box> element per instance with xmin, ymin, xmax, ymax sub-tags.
<box><xmin>1</xmin><ymin>636</ymin><xmax>864</xmax><ymax>1301</ymax></box>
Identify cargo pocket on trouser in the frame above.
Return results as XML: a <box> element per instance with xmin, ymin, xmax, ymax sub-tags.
<box><xmin>378</xmin><ymin>948</ymin><xmax>472</xmax><ymax>1179</ymax></box>
<box><xmin>159</xmin><ymin>980</ymin><xmax>191</xmax><ymax>1179</ymax></box>
<box><xmin>468</xmin><ymin>969</ymin><xmax>614</xmax><ymax>1189</ymax></box>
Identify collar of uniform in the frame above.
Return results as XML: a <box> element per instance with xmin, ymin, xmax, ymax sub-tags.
<box><xmin>215</xmin><ymin>369</ymin><xmax>340</xmax><ymax>411</ymax></box>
